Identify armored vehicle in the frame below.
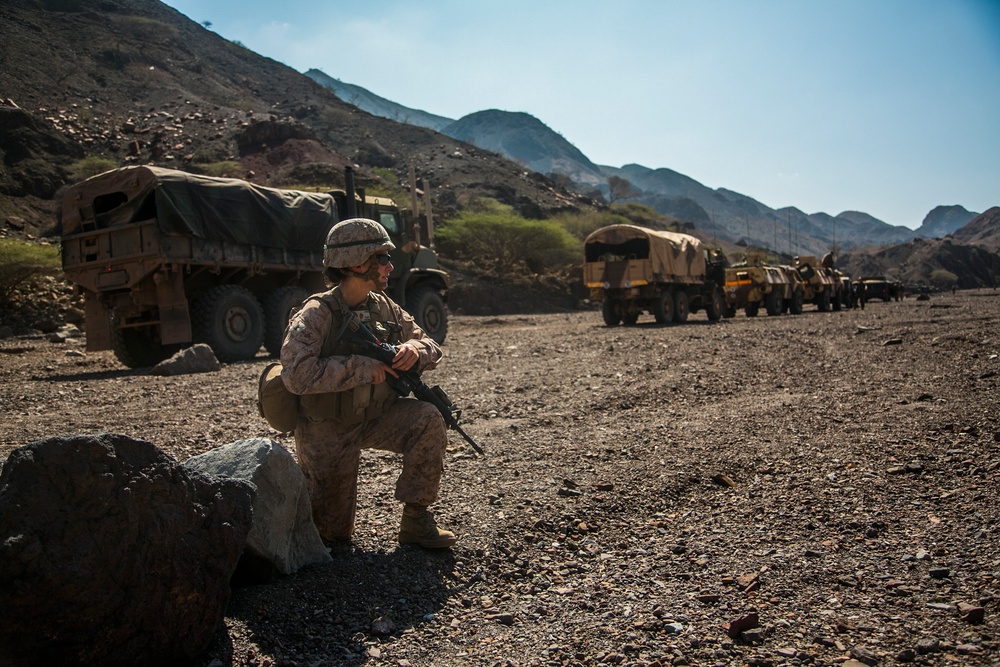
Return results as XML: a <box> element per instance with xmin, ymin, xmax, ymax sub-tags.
<box><xmin>60</xmin><ymin>166</ymin><xmax>449</xmax><ymax>368</ymax></box>
<box><xmin>723</xmin><ymin>252</ymin><xmax>804</xmax><ymax>317</ymax></box>
<box><xmin>794</xmin><ymin>255</ymin><xmax>844</xmax><ymax>311</ymax></box>
<box><xmin>583</xmin><ymin>224</ymin><xmax>726</xmax><ymax>326</ymax></box>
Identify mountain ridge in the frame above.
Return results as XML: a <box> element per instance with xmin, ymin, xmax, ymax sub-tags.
<box><xmin>306</xmin><ymin>76</ymin><xmax>983</xmax><ymax>254</ymax></box>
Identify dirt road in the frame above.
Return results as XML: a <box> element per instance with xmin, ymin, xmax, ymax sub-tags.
<box><xmin>2</xmin><ymin>291</ymin><xmax>998</xmax><ymax>666</ymax></box>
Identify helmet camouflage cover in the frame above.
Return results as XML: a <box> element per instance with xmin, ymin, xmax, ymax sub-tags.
<box><xmin>323</xmin><ymin>218</ymin><xmax>395</xmax><ymax>268</ymax></box>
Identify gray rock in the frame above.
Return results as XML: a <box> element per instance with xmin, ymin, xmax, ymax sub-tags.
<box><xmin>0</xmin><ymin>433</ymin><xmax>253</xmax><ymax>667</ymax></box>
<box><xmin>184</xmin><ymin>438</ymin><xmax>332</xmax><ymax>580</ymax></box>
<box><xmin>150</xmin><ymin>343</ymin><xmax>221</xmax><ymax>375</ymax></box>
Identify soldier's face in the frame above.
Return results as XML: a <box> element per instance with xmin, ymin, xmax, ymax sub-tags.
<box><xmin>367</xmin><ymin>252</ymin><xmax>392</xmax><ymax>290</ymax></box>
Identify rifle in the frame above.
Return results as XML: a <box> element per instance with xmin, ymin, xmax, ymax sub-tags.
<box><xmin>337</xmin><ymin>313</ymin><xmax>485</xmax><ymax>456</ymax></box>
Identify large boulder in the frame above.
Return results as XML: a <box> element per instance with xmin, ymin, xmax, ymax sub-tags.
<box><xmin>0</xmin><ymin>433</ymin><xmax>254</xmax><ymax>667</ymax></box>
<box><xmin>184</xmin><ymin>438</ymin><xmax>332</xmax><ymax>583</ymax></box>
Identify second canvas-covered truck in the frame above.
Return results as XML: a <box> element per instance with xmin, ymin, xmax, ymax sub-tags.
<box><xmin>60</xmin><ymin>165</ymin><xmax>450</xmax><ymax>368</ymax></box>
<box><xmin>583</xmin><ymin>224</ymin><xmax>726</xmax><ymax>325</ymax></box>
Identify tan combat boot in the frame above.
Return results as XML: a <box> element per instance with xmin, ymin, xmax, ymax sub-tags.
<box><xmin>398</xmin><ymin>503</ymin><xmax>457</xmax><ymax>549</ymax></box>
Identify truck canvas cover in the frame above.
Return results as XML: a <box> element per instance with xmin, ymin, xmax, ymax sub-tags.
<box><xmin>584</xmin><ymin>224</ymin><xmax>706</xmax><ymax>283</ymax></box>
<box><xmin>60</xmin><ymin>166</ymin><xmax>335</xmax><ymax>252</ymax></box>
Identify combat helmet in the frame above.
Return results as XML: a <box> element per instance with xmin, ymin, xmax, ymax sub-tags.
<box><xmin>323</xmin><ymin>218</ymin><xmax>395</xmax><ymax>268</ymax></box>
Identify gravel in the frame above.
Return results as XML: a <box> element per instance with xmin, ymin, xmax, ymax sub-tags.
<box><xmin>1</xmin><ymin>291</ymin><xmax>998</xmax><ymax>667</ymax></box>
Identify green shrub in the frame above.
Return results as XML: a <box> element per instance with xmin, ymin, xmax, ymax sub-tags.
<box><xmin>551</xmin><ymin>209</ymin><xmax>633</xmax><ymax>241</ymax></box>
<box><xmin>193</xmin><ymin>161</ymin><xmax>244</xmax><ymax>178</ymax></box>
<box><xmin>930</xmin><ymin>268</ymin><xmax>958</xmax><ymax>289</ymax></box>
<box><xmin>437</xmin><ymin>199</ymin><xmax>581</xmax><ymax>274</ymax></box>
<box><xmin>0</xmin><ymin>238</ymin><xmax>61</xmax><ymax>305</ymax></box>
<box><xmin>67</xmin><ymin>156</ymin><xmax>118</xmax><ymax>182</ymax></box>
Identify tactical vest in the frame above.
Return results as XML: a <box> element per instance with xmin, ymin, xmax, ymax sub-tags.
<box><xmin>298</xmin><ymin>288</ymin><xmax>402</xmax><ymax>425</ymax></box>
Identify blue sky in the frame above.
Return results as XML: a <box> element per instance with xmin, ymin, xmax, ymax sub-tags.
<box><xmin>160</xmin><ymin>0</ymin><xmax>1000</xmax><ymax>230</ymax></box>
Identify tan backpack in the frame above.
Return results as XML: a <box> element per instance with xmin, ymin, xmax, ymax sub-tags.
<box><xmin>256</xmin><ymin>293</ymin><xmax>338</xmax><ymax>433</ymax></box>
<box><xmin>257</xmin><ymin>361</ymin><xmax>299</xmax><ymax>432</ymax></box>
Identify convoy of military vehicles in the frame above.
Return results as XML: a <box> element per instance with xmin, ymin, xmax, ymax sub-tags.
<box><xmin>58</xmin><ymin>163</ymin><xmax>900</xmax><ymax>365</ymax></box>
<box><xmin>60</xmin><ymin>166</ymin><xmax>449</xmax><ymax>368</ymax></box>
<box><xmin>583</xmin><ymin>225</ymin><xmax>883</xmax><ymax>326</ymax></box>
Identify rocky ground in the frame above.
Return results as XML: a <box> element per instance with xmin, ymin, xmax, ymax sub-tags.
<box><xmin>1</xmin><ymin>291</ymin><xmax>999</xmax><ymax>667</ymax></box>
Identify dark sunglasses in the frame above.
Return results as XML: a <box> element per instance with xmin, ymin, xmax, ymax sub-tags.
<box><xmin>373</xmin><ymin>254</ymin><xmax>392</xmax><ymax>266</ymax></box>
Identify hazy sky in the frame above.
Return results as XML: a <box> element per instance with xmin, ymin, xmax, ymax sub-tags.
<box><xmin>160</xmin><ymin>0</ymin><xmax>999</xmax><ymax>230</ymax></box>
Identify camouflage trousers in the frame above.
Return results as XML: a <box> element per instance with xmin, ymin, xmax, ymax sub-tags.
<box><xmin>293</xmin><ymin>397</ymin><xmax>447</xmax><ymax>542</ymax></box>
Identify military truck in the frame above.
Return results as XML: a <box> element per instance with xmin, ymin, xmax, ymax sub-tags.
<box><xmin>60</xmin><ymin>165</ymin><xmax>450</xmax><ymax>368</ymax></box>
<box><xmin>722</xmin><ymin>252</ymin><xmax>805</xmax><ymax>317</ymax></box>
<box><xmin>794</xmin><ymin>255</ymin><xmax>844</xmax><ymax>311</ymax></box>
<box><xmin>583</xmin><ymin>224</ymin><xmax>726</xmax><ymax>326</ymax></box>
<box><xmin>861</xmin><ymin>276</ymin><xmax>893</xmax><ymax>302</ymax></box>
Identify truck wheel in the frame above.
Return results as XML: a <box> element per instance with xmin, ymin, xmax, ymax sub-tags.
<box><xmin>193</xmin><ymin>285</ymin><xmax>265</xmax><ymax>362</ymax></box>
<box><xmin>602</xmin><ymin>300</ymin><xmax>621</xmax><ymax>326</ymax></box>
<box><xmin>744</xmin><ymin>302</ymin><xmax>759</xmax><ymax>318</ymax></box>
<box><xmin>832</xmin><ymin>290</ymin><xmax>843</xmax><ymax>311</ymax></box>
<box><xmin>790</xmin><ymin>290</ymin><xmax>804</xmax><ymax>315</ymax></box>
<box><xmin>766</xmin><ymin>289</ymin><xmax>783</xmax><ymax>316</ymax></box>
<box><xmin>263</xmin><ymin>286</ymin><xmax>310</xmax><ymax>357</ymax></box>
<box><xmin>653</xmin><ymin>291</ymin><xmax>674</xmax><ymax>324</ymax></box>
<box><xmin>723</xmin><ymin>304</ymin><xmax>736</xmax><ymax>318</ymax></box>
<box><xmin>409</xmin><ymin>286</ymin><xmax>448</xmax><ymax>344</ymax></box>
<box><xmin>110</xmin><ymin>322</ymin><xmax>179</xmax><ymax>369</ymax></box>
<box><xmin>706</xmin><ymin>288</ymin><xmax>725</xmax><ymax>321</ymax></box>
<box><xmin>673</xmin><ymin>291</ymin><xmax>689</xmax><ymax>323</ymax></box>
<box><xmin>817</xmin><ymin>289</ymin><xmax>831</xmax><ymax>312</ymax></box>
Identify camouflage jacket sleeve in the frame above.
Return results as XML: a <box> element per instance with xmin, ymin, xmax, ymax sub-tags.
<box><xmin>279</xmin><ymin>298</ymin><xmax>382</xmax><ymax>395</ymax></box>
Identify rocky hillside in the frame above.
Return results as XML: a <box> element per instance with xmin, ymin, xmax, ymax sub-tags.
<box><xmin>953</xmin><ymin>207</ymin><xmax>1000</xmax><ymax>249</ymax></box>
<box><xmin>1</xmin><ymin>0</ymin><xmax>996</xmax><ymax>294</ymax></box>
<box><xmin>302</xmin><ymin>76</ymin><xmax>989</xmax><ymax>256</ymax></box>
<box><xmin>0</xmin><ymin>0</ymin><xmax>592</xmax><ymax>240</ymax></box>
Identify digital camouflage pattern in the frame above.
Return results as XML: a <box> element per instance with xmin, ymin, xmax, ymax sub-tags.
<box><xmin>322</xmin><ymin>218</ymin><xmax>395</xmax><ymax>269</ymax></box>
<box><xmin>279</xmin><ymin>289</ymin><xmax>445</xmax><ymax>541</ymax></box>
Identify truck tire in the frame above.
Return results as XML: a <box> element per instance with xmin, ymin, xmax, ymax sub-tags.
<box><xmin>263</xmin><ymin>286</ymin><xmax>311</xmax><ymax>357</ymax></box>
<box><xmin>706</xmin><ymin>288</ymin><xmax>725</xmax><ymax>322</ymax></box>
<box><xmin>193</xmin><ymin>285</ymin><xmax>265</xmax><ymax>362</ymax></box>
<box><xmin>653</xmin><ymin>291</ymin><xmax>674</xmax><ymax>324</ymax></box>
<box><xmin>832</xmin><ymin>290</ymin><xmax>842</xmax><ymax>311</ymax></box>
<box><xmin>110</xmin><ymin>322</ymin><xmax>179</xmax><ymax>369</ymax></box>
<box><xmin>601</xmin><ymin>299</ymin><xmax>621</xmax><ymax>326</ymax></box>
<box><xmin>673</xmin><ymin>291</ymin><xmax>689</xmax><ymax>323</ymax></box>
<box><xmin>745</xmin><ymin>302</ymin><xmax>759</xmax><ymax>318</ymax></box>
<box><xmin>790</xmin><ymin>289</ymin><xmax>804</xmax><ymax>315</ymax></box>
<box><xmin>817</xmin><ymin>289</ymin><xmax>831</xmax><ymax>312</ymax></box>
<box><xmin>408</xmin><ymin>286</ymin><xmax>448</xmax><ymax>344</ymax></box>
<box><xmin>766</xmin><ymin>289</ymin><xmax>783</xmax><ymax>316</ymax></box>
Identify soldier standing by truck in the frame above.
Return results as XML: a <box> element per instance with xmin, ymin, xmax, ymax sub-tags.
<box><xmin>279</xmin><ymin>218</ymin><xmax>457</xmax><ymax>550</ymax></box>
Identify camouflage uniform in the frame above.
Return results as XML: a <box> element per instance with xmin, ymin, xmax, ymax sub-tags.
<box><xmin>280</xmin><ymin>288</ymin><xmax>446</xmax><ymax>543</ymax></box>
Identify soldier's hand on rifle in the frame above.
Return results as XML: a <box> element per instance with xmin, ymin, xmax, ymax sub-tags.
<box><xmin>370</xmin><ymin>360</ymin><xmax>399</xmax><ymax>384</ymax></box>
<box><xmin>391</xmin><ymin>342</ymin><xmax>420</xmax><ymax>372</ymax></box>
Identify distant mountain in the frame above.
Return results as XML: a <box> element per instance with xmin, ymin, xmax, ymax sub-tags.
<box><xmin>442</xmin><ymin>110</ymin><xmax>607</xmax><ymax>187</ymax></box>
<box><xmin>953</xmin><ymin>207</ymin><xmax>1000</xmax><ymax>249</ymax></box>
<box><xmin>914</xmin><ymin>205</ymin><xmax>978</xmax><ymax>239</ymax></box>
<box><xmin>299</xmin><ymin>75</ymin><xmax>989</xmax><ymax>256</ymax></box>
<box><xmin>304</xmin><ymin>69</ymin><xmax>453</xmax><ymax>132</ymax></box>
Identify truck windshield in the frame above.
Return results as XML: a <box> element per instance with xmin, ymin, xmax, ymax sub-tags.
<box><xmin>379</xmin><ymin>212</ymin><xmax>400</xmax><ymax>236</ymax></box>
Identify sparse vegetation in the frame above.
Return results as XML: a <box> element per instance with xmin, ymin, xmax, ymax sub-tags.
<box><xmin>930</xmin><ymin>268</ymin><xmax>959</xmax><ymax>289</ymax></box>
<box><xmin>437</xmin><ymin>198</ymin><xmax>580</xmax><ymax>274</ymax></box>
<box><xmin>0</xmin><ymin>238</ymin><xmax>61</xmax><ymax>305</ymax></box>
<box><xmin>193</xmin><ymin>161</ymin><xmax>244</xmax><ymax>178</ymax></box>
<box><xmin>67</xmin><ymin>157</ymin><xmax>118</xmax><ymax>182</ymax></box>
